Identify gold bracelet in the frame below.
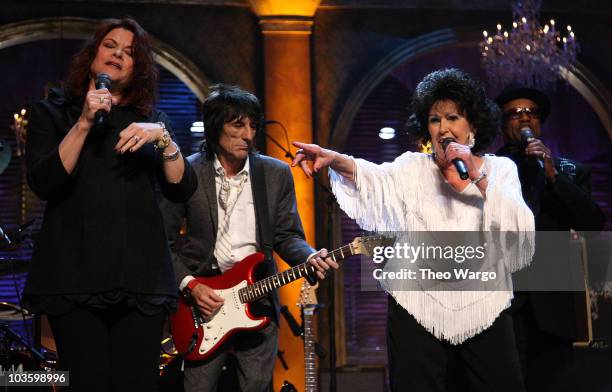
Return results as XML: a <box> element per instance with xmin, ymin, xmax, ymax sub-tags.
<box><xmin>155</xmin><ymin>122</ymin><xmax>172</xmax><ymax>150</ymax></box>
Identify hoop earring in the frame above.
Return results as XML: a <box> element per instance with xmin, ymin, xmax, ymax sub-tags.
<box><xmin>467</xmin><ymin>132</ymin><xmax>476</xmax><ymax>149</ymax></box>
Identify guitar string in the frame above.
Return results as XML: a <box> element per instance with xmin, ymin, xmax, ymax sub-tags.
<box><xmin>238</xmin><ymin>237</ymin><xmax>384</xmax><ymax>303</ymax></box>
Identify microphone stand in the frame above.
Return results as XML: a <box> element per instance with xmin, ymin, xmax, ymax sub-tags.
<box><xmin>264</xmin><ymin>121</ymin><xmax>334</xmax><ymax>212</ymax></box>
<box><xmin>265</xmin><ymin>122</ymin><xmax>338</xmax><ymax>392</ymax></box>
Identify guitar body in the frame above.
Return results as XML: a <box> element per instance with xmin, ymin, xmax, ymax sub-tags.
<box><xmin>170</xmin><ymin>235</ymin><xmax>389</xmax><ymax>363</ymax></box>
<box><xmin>170</xmin><ymin>252</ymin><xmax>270</xmax><ymax>362</ymax></box>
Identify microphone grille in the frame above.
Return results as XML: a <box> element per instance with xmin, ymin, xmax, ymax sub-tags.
<box><xmin>96</xmin><ymin>73</ymin><xmax>111</xmax><ymax>86</ymax></box>
<box><xmin>520</xmin><ymin>128</ymin><xmax>534</xmax><ymax>141</ymax></box>
<box><xmin>439</xmin><ymin>137</ymin><xmax>455</xmax><ymax>149</ymax></box>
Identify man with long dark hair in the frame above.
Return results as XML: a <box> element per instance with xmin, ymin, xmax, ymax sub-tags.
<box><xmin>161</xmin><ymin>84</ymin><xmax>337</xmax><ymax>392</ymax></box>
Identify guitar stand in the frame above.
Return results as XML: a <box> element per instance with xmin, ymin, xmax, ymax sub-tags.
<box><xmin>277</xmin><ymin>349</ymin><xmax>289</xmax><ymax>370</ymax></box>
<box><xmin>281</xmin><ymin>305</ymin><xmax>328</xmax><ymax>359</ymax></box>
<box><xmin>264</xmin><ymin>123</ymin><xmax>338</xmax><ymax>391</ymax></box>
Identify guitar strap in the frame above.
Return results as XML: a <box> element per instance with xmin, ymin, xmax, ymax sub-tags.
<box><xmin>251</xmin><ymin>153</ymin><xmax>317</xmax><ymax>287</ymax></box>
<box><xmin>250</xmin><ymin>154</ymin><xmax>274</xmax><ymax>263</ymax></box>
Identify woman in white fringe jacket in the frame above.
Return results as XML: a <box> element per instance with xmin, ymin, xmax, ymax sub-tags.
<box><xmin>294</xmin><ymin>68</ymin><xmax>535</xmax><ymax>392</ymax></box>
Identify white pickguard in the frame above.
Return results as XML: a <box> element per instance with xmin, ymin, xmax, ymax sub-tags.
<box><xmin>197</xmin><ymin>280</ymin><xmax>265</xmax><ymax>355</ymax></box>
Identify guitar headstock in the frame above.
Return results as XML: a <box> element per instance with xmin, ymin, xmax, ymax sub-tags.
<box><xmin>298</xmin><ymin>280</ymin><xmax>318</xmax><ymax>308</ymax></box>
<box><xmin>350</xmin><ymin>235</ymin><xmax>395</xmax><ymax>257</ymax></box>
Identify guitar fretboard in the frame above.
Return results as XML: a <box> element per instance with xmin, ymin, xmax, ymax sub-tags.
<box><xmin>303</xmin><ymin>306</ymin><xmax>317</xmax><ymax>392</ymax></box>
<box><xmin>238</xmin><ymin>243</ymin><xmax>356</xmax><ymax>303</ymax></box>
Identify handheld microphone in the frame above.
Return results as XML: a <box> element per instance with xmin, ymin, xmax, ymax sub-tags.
<box><xmin>520</xmin><ymin>127</ymin><xmax>535</xmax><ymax>145</ymax></box>
<box><xmin>520</xmin><ymin>127</ymin><xmax>544</xmax><ymax>168</ymax></box>
<box><xmin>94</xmin><ymin>73</ymin><xmax>111</xmax><ymax>127</ymax></box>
<box><xmin>440</xmin><ymin>138</ymin><xmax>469</xmax><ymax>180</ymax></box>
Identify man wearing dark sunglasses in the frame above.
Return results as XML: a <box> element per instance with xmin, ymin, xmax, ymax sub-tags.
<box><xmin>495</xmin><ymin>84</ymin><xmax>605</xmax><ymax>391</ymax></box>
<box><xmin>496</xmin><ymin>85</ymin><xmax>555</xmax><ymax>179</ymax></box>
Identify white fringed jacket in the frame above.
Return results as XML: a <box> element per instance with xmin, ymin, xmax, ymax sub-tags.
<box><xmin>330</xmin><ymin>152</ymin><xmax>535</xmax><ymax>344</ymax></box>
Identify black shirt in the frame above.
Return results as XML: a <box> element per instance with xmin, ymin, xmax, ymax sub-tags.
<box><xmin>23</xmin><ymin>88</ymin><xmax>197</xmax><ymax>313</ymax></box>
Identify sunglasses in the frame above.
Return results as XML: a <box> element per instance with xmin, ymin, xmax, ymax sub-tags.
<box><xmin>504</xmin><ymin>107</ymin><xmax>540</xmax><ymax>120</ymax></box>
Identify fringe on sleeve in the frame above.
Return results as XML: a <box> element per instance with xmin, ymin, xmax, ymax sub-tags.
<box><xmin>483</xmin><ymin>156</ymin><xmax>535</xmax><ymax>273</ymax></box>
<box><xmin>329</xmin><ymin>153</ymin><xmax>417</xmax><ymax>232</ymax></box>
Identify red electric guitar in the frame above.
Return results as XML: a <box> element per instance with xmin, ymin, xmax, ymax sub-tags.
<box><xmin>170</xmin><ymin>235</ymin><xmax>387</xmax><ymax>362</ymax></box>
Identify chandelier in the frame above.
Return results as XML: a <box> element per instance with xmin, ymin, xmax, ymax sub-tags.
<box><xmin>480</xmin><ymin>0</ymin><xmax>578</xmax><ymax>91</ymax></box>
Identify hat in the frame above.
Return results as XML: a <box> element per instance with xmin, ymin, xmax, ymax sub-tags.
<box><xmin>494</xmin><ymin>83</ymin><xmax>551</xmax><ymax>122</ymax></box>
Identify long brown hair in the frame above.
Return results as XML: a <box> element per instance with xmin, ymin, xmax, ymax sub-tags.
<box><xmin>66</xmin><ymin>18</ymin><xmax>158</xmax><ymax>115</ymax></box>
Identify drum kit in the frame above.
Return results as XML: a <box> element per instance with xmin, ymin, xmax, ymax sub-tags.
<box><xmin>0</xmin><ymin>229</ymin><xmax>57</xmax><ymax>373</ymax></box>
<box><xmin>0</xmin><ymin>224</ymin><xmax>183</xmax><ymax>390</ymax></box>
<box><xmin>0</xmin><ymin>133</ymin><xmax>59</xmax><ymax>390</ymax></box>
<box><xmin>0</xmin><ymin>250</ymin><xmax>59</xmax><ymax>392</ymax></box>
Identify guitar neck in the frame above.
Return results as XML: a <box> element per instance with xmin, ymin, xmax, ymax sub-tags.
<box><xmin>238</xmin><ymin>243</ymin><xmax>356</xmax><ymax>303</ymax></box>
<box><xmin>303</xmin><ymin>306</ymin><xmax>318</xmax><ymax>392</ymax></box>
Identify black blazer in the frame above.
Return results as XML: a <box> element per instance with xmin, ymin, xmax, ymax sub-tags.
<box><xmin>499</xmin><ymin>145</ymin><xmax>605</xmax><ymax>339</ymax></box>
<box><xmin>160</xmin><ymin>151</ymin><xmax>315</xmax><ymax>320</ymax></box>
<box><xmin>24</xmin><ymin>88</ymin><xmax>197</xmax><ymax>299</ymax></box>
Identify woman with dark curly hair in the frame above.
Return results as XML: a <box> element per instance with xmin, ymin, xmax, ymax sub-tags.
<box><xmin>293</xmin><ymin>68</ymin><xmax>534</xmax><ymax>391</ymax></box>
<box><xmin>24</xmin><ymin>18</ymin><xmax>197</xmax><ymax>391</ymax></box>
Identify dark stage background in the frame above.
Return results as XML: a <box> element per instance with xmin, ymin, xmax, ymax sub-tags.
<box><xmin>0</xmin><ymin>2</ymin><xmax>610</xmax><ymax>384</ymax></box>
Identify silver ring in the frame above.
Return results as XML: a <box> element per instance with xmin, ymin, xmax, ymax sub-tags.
<box><xmin>133</xmin><ymin>136</ymin><xmax>140</xmax><ymax>143</ymax></box>
<box><xmin>295</xmin><ymin>149</ymin><xmax>305</xmax><ymax>155</ymax></box>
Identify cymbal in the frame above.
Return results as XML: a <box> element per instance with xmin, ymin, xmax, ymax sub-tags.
<box><xmin>0</xmin><ymin>257</ymin><xmax>30</xmax><ymax>275</ymax></box>
<box><xmin>0</xmin><ymin>139</ymin><xmax>10</xmax><ymax>175</ymax></box>
<box><xmin>0</xmin><ymin>302</ymin><xmax>33</xmax><ymax>321</ymax></box>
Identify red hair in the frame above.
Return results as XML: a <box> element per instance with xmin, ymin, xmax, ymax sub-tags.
<box><xmin>66</xmin><ymin>18</ymin><xmax>158</xmax><ymax>115</ymax></box>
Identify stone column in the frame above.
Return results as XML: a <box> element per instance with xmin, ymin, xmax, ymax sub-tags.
<box><xmin>248</xmin><ymin>2</ymin><xmax>320</xmax><ymax>391</ymax></box>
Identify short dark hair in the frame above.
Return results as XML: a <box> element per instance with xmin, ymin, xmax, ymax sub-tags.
<box><xmin>66</xmin><ymin>17</ymin><xmax>158</xmax><ymax>115</ymax></box>
<box><xmin>201</xmin><ymin>84</ymin><xmax>263</xmax><ymax>159</ymax></box>
<box><xmin>406</xmin><ymin>68</ymin><xmax>500</xmax><ymax>152</ymax></box>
